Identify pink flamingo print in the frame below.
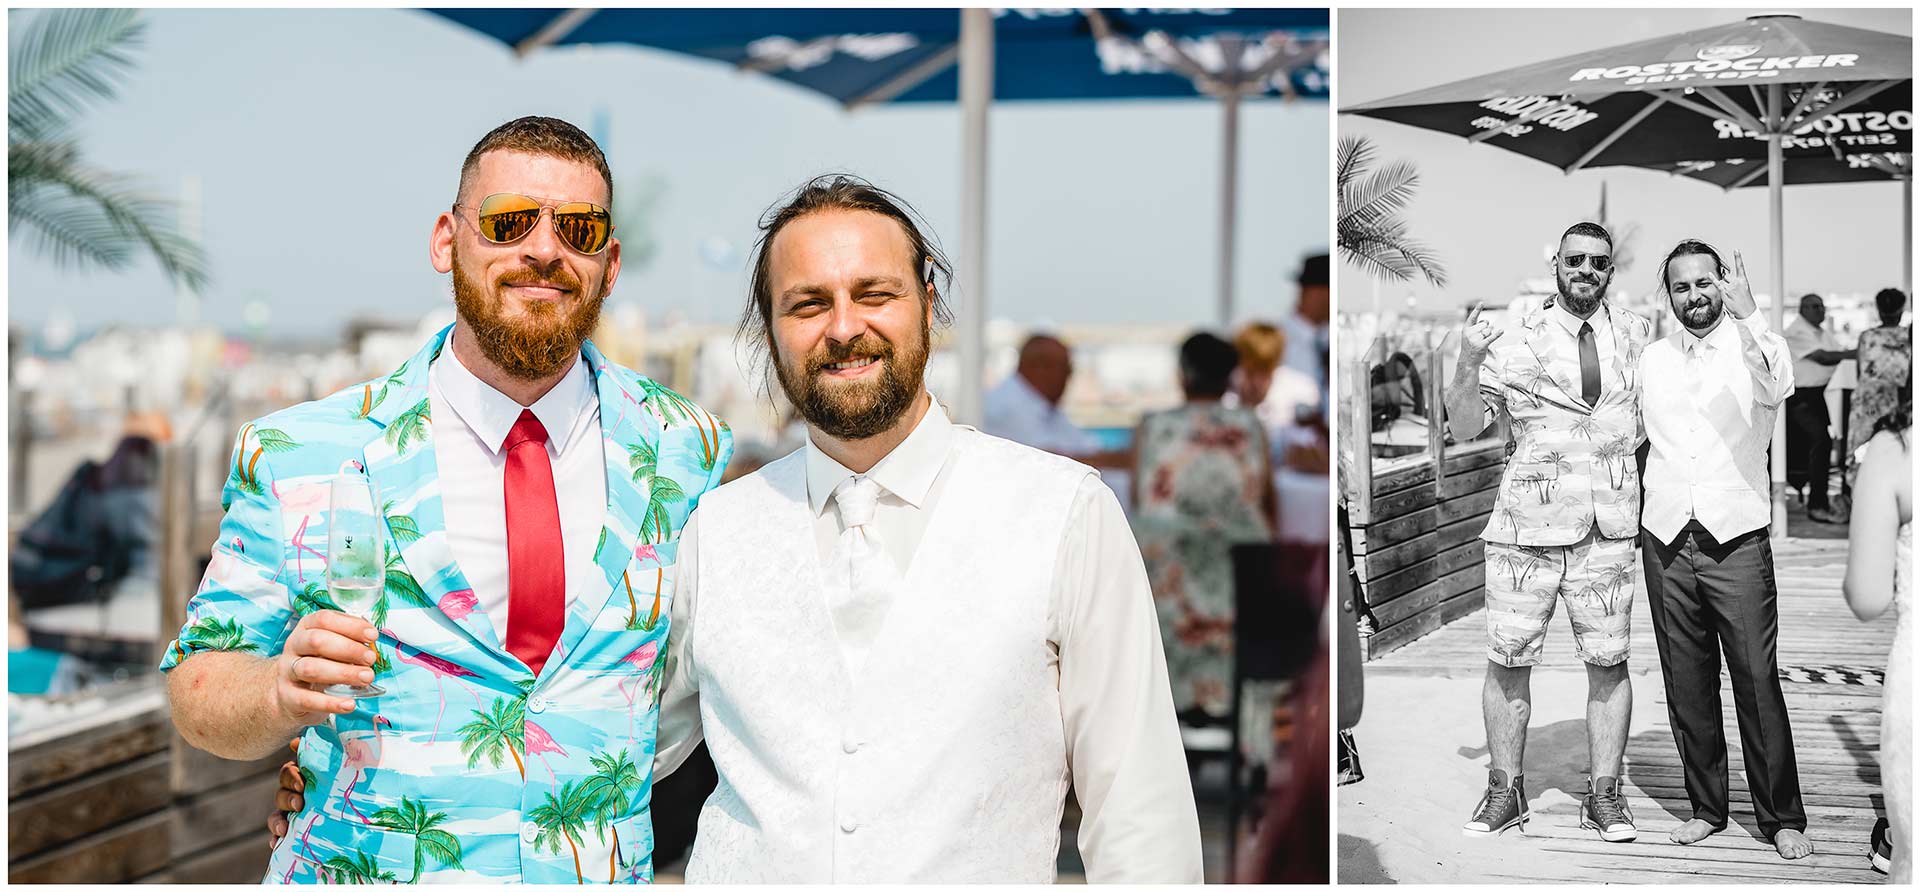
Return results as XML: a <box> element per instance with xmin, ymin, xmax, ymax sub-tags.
<box><xmin>336</xmin><ymin>714</ymin><xmax>391</xmax><ymax>824</ymax></box>
<box><xmin>438</xmin><ymin>588</ymin><xmax>479</xmax><ymax>621</ymax></box>
<box><xmin>523</xmin><ymin>720</ymin><xmax>568</xmax><ymax>785</ymax></box>
<box><xmin>615</xmin><ymin>641</ymin><xmax>660</xmax><ymax>750</ymax></box>
<box><xmin>382</xmin><ymin>632</ymin><xmax>483</xmax><ymax>743</ymax></box>
<box><xmin>272</xmin><ymin>480</ymin><xmax>332</xmax><ymax>583</ymax></box>
<box><xmin>633</xmin><ymin>544</ymin><xmax>657</xmax><ymax>562</ymax></box>
<box><xmin>283</xmin><ymin>808</ymin><xmax>326</xmax><ymax>882</ymax></box>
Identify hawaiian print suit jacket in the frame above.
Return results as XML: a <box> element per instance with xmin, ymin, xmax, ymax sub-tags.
<box><xmin>160</xmin><ymin>325</ymin><xmax>731</xmax><ymax>884</ymax></box>
<box><xmin>1474</xmin><ymin>299</ymin><xmax>1654</xmax><ymax>547</ymax></box>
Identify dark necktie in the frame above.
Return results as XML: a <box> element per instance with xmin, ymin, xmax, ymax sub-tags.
<box><xmin>1578</xmin><ymin>322</ymin><xmax>1601</xmax><ymax>407</ymax></box>
<box><xmin>503</xmin><ymin>409</ymin><xmax>565</xmax><ymax>676</ymax></box>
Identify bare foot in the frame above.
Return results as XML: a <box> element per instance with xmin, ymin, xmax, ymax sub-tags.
<box><xmin>1669</xmin><ymin>819</ymin><xmax>1720</xmax><ymax>845</ymax></box>
<box><xmin>1774</xmin><ymin>828</ymin><xmax>1814</xmax><ymax>860</ymax></box>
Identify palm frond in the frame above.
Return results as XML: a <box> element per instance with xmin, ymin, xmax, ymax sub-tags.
<box><xmin>8</xmin><ymin>9</ymin><xmax>144</xmax><ymax>142</ymax></box>
<box><xmin>9</xmin><ymin>140</ymin><xmax>209</xmax><ymax>288</ymax></box>
<box><xmin>1336</xmin><ymin>133</ymin><xmax>1448</xmax><ymax>289</ymax></box>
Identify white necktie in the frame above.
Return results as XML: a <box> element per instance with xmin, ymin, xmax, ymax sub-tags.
<box><xmin>829</xmin><ymin>475</ymin><xmax>896</xmax><ymax>675</ymax></box>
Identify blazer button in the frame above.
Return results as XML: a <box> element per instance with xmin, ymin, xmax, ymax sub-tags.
<box><xmin>522</xmin><ymin>823</ymin><xmax>540</xmax><ymax>844</ymax></box>
<box><xmin>528</xmin><ymin>695</ymin><xmax>549</xmax><ymax>714</ymax></box>
<box><xmin>839</xmin><ymin>817</ymin><xmax>858</xmax><ymax>833</ymax></box>
<box><xmin>842</xmin><ymin>738</ymin><xmax>860</xmax><ymax>754</ymax></box>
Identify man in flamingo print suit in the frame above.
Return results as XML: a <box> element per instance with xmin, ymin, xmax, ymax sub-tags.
<box><xmin>163</xmin><ymin>116</ymin><xmax>729</xmax><ymax>883</ymax></box>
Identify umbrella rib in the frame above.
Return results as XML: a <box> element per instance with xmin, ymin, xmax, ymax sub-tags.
<box><xmin>514</xmin><ymin>8</ymin><xmax>596</xmax><ymax>58</ymax></box>
<box><xmin>1664</xmin><ymin>91</ymin><xmax>1751</xmax><ymax>130</ymax></box>
<box><xmin>1567</xmin><ymin>94</ymin><xmax>1668</xmax><ymax>173</ymax></box>
<box><xmin>1783</xmin><ymin>80</ymin><xmax>1899</xmax><ymax>131</ymax></box>
<box><xmin>1731</xmin><ymin>163</ymin><xmax>1768</xmax><ymax>189</ymax></box>
<box><xmin>1693</xmin><ymin>86</ymin><xmax>1768</xmax><ymax>136</ymax></box>
<box><xmin>1781</xmin><ymin>80</ymin><xmax>1832</xmax><ymax>129</ymax></box>
<box><xmin>845</xmin><ymin>42</ymin><xmax>959</xmax><ymax>110</ymax></box>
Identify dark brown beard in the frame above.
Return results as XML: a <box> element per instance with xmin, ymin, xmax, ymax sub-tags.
<box><xmin>774</xmin><ymin>319</ymin><xmax>928</xmax><ymax>441</ymax></box>
<box><xmin>451</xmin><ymin>246</ymin><xmax>606</xmax><ymax>380</ymax></box>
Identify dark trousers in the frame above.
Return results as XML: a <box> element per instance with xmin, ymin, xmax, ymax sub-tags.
<box><xmin>1785</xmin><ymin>386</ymin><xmax>1833</xmax><ymax>509</ymax></box>
<box><xmin>1641</xmin><ymin>521</ymin><xmax>1807</xmax><ymax>836</ymax></box>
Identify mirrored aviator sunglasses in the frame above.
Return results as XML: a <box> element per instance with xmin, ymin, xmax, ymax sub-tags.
<box><xmin>470</xmin><ymin>192</ymin><xmax>612</xmax><ymax>254</ymax></box>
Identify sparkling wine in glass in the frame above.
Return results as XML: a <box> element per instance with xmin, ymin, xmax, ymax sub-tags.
<box><xmin>325</xmin><ymin>459</ymin><xmax>386</xmax><ymax>698</ymax></box>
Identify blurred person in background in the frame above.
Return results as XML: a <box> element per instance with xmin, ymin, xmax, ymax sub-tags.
<box><xmin>1132</xmin><ymin>331</ymin><xmax>1276</xmax><ymax>725</ymax></box>
<box><xmin>1273</xmin><ymin>253</ymin><xmax>1332</xmax><ymax>435</ymax></box>
<box><xmin>983</xmin><ymin>333</ymin><xmax>1128</xmax><ymax>469</ymax></box>
<box><xmin>1844</xmin><ymin>402</ymin><xmax>1911</xmax><ymax>881</ymax></box>
<box><xmin>1783</xmin><ymin>293</ymin><xmax>1856</xmax><ymax>523</ymax></box>
<box><xmin>1847</xmin><ymin>288</ymin><xmax>1911</xmax><ymax>488</ymax></box>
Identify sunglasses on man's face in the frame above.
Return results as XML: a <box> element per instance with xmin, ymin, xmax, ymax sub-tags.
<box><xmin>456</xmin><ymin>192</ymin><xmax>612</xmax><ymax>255</ymax></box>
<box><xmin>1561</xmin><ymin>252</ymin><xmax>1613</xmax><ymax>273</ymax></box>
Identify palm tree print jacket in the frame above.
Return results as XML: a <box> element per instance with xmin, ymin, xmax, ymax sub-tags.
<box><xmin>160</xmin><ymin>325</ymin><xmax>731</xmax><ymax>883</ymax></box>
<box><xmin>1475</xmin><ymin>300</ymin><xmax>1653</xmax><ymax>546</ymax></box>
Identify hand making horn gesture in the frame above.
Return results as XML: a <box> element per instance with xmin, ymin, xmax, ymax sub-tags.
<box><xmin>1720</xmin><ymin>249</ymin><xmax>1757</xmax><ymax>319</ymax></box>
<box><xmin>1459</xmin><ymin>302</ymin><xmax>1504</xmax><ymax>368</ymax></box>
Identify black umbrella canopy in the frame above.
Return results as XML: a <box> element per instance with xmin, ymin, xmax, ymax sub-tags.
<box><xmin>1674</xmin><ymin>151</ymin><xmax>1909</xmax><ymax>188</ymax></box>
<box><xmin>1345</xmin><ymin>14</ymin><xmax>1911</xmax><ymax>173</ymax></box>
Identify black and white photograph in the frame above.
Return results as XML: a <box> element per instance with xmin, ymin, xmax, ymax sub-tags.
<box><xmin>1334</xmin><ymin>7</ymin><xmax>1912</xmax><ymax>884</ymax></box>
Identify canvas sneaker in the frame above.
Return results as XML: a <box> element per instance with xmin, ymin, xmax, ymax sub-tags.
<box><xmin>1580</xmin><ymin>776</ymin><xmax>1638</xmax><ymax>842</ymax></box>
<box><xmin>1462</xmin><ymin>769</ymin><xmax>1528</xmax><ymax>837</ymax></box>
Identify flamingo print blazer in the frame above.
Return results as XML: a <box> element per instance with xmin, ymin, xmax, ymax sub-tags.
<box><xmin>160</xmin><ymin>325</ymin><xmax>731</xmax><ymax>884</ymax></box>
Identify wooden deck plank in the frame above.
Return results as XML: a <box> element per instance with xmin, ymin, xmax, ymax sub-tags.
<box><xmin>1341</xmin><ymin>538</ymin><xmax>1895</xmax><ymax>884</ymax></box>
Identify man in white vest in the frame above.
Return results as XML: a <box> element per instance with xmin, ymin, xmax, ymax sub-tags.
<box><xmin>269</xmin><ymin>175</ymin><xmax>1205</xmax><ymax>881</ymax></box>
<box><xmin>649</xmin><ymin>174</ymin><xmax>1203</xmax><ymax>882</ymax></box>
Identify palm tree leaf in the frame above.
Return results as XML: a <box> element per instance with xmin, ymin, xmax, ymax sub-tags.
<box><xmin>8</xmin><ymin>9</ymin><xmax>144</xmax><ymax>142</ymax></box>
<box><xmin>8</xmin><ymin>143</ymin><xmax>209</xmax><ymax>288</ymax></box>
<box><xmin>417</xmin><ymin>829</ymin><xmax>463</xmax><ymax>868</ymax></box>
<box><xmin>1342</xmin><ymin>160</ymin><xmax>1421</xmax><ymax>231</ymax></box>
<box><xmin>253</xmin><ymin>428</ymin><xmax>298</xmax><ymax>453</ymax></box>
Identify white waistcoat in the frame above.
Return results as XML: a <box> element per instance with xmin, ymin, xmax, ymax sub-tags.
<box><xmin>684</xmin><ymin>429</ymin><xmax>1090</xmax><ymax>883</ymax></box>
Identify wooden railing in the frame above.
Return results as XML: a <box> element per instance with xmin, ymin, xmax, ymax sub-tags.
<box><xmin>8</xmin><ymin>440</ymin><xmax>282</xmax><ymax>884</ymax></box>
<box><xmin>1344</xmin><ymin>349</ymin><xmax>1506</xmax><ymax>660</ymax></box>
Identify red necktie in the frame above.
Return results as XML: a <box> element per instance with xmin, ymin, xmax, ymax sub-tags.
<box><xmin>503</xmin><ymin>410</ymin><xmax>564</xmax><ymax>676</ymax></box>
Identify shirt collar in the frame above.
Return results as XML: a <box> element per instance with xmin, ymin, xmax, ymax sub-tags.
<box><xmin>805</xmin><ymin>393</ymin><xmax>954</xmax><ymax>516</ymax></box>
<box><xmin>1681</xmin><ymin>315</ymin><xmax>1739</xmax><ymax>354</ymax></box>
<box><xmin>1550</xmin><ymin>299</ymin><xmax>1607</xmax><ymax>339</ymax></box>
<box><xmin>431</xmin><ymin>344</ymin><xmax>593</xmax><ymax>456</ymax></box>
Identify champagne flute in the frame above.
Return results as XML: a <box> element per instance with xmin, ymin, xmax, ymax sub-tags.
<box><xmin>324</xmin><ymin>459</ymin><xmax>386</xmax><ymax>698</ymax></box>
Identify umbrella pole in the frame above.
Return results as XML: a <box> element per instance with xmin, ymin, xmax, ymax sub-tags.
<box><xmin>1768</xmin><ymin>83</ymin><xmax>1789</xmax><ymax>540</ymax></box>
<box><xmin>1218</xmin><ymin>90</ymin><xmax>1241</xmax><ymax>328</ymax></box>
<box><xmin>956</xmin><ymin>8</ymin><xmax>992</xmax><ymax>427</ymax></box>
<box><xmin>1905</xmin><ymin>173</ymin><xmax>1913</xmax><ymax>295</ymax></box>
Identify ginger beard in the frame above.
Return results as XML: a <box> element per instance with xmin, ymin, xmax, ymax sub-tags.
<box><xmin>451</xmin><ymin>244</ymin><xmax>606</xmax><ymax>380</ymax></box>
<box><xmin>774</xmin><ymin>304</ymin><xmax>930</xmax><ymax>442</ymax></box>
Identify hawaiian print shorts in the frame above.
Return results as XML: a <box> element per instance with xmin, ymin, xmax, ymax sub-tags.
<box><xmin>1483</xmin><ymin>530</ymin><xmax>1636</xmax><ymax>667</ymax></box>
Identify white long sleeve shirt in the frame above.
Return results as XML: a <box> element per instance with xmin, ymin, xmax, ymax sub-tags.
<box><xmin>1639</xmin><ymin>312</ymin><xmax>1795</xmax><ymax>544</ymax></box>
<box><xmin>655</xmin><ymin>397</ymin><xmax>1203</xmax><ymax>882</ymax></box>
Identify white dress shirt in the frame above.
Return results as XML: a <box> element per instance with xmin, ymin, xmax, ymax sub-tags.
<box><xmin>1784</xmin><ymin>314</ymin><xmax>1842</xmax><ymax>388</ymax></box>
<box><xmin>657</xmin><ymin>395</ymin><xmax>1201</xmax><ymax>880</ymax></box>
<box><xmin>982</xmin><ymin>372</ymin><xmax>1101</xmax><ymax>454</ymax></box>
<box><xmin>1549</xmin><ymin>298</ymin><xmax>1618</xmax><ymax>374</ymax></box>
<box><xmin>1640</xmin><ymin>312</ymin><xmax>1794</xmax><ymax>544</ymax></box>
<box><xmin>429</xmin><ymin>346</ymin><xmax>607</xmax><ymax>649</ymax></box>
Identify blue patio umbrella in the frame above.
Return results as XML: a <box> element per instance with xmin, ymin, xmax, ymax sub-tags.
<box><xmin>425</xmin><ymin>8</ymin><xmax>1329</xmax><ymax>424</ymax></box>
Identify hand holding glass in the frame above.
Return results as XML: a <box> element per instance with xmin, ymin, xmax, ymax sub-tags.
<box><xmin>325</xmin><ymin>460</ymin><xmax>386</xmax><ymax>698</ymax></box>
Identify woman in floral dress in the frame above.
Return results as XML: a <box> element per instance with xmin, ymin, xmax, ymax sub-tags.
<box><xmin>1848</xmin><ymin>288</ymin><xmax>1910</xmax><ymax>485</ymax></box>
<box><xmin>1133</xmin><ymin>332</ymin><xmax>1276</xmax><ymax>721</ymax></box>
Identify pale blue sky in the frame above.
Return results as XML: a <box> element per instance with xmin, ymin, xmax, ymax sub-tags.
<box><xmin>1340</xmin><ymin>7</ymin><xmax>1912</xmax><ymax>312</ymax></box>
<box><xmin>6</xmin><ymin>8</ymin><xmax>1330</xmax><ymax>338</ymax></box>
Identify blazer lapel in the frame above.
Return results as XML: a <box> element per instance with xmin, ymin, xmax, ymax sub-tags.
<box><xmin>1521</xmin><ymin>308</ymin><xmax>1588</xmax><ymax>415</ymax></box>
<box><xmin>546</xmin><ymin>339</ymin><xmax>660</xmax><ymax>671</ymax></box>
<box><xmin>359</xmin><ymin>325</ymin><xmax>502</xmax><ymax>659</ymax></box>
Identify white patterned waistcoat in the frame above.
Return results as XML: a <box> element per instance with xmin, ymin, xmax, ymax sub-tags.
<box><xmin>684</xmin><ymin>429</ymin><xmax>1089</xmax><ymax>882</ymax></box>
